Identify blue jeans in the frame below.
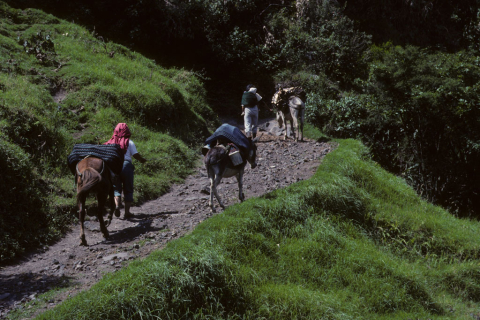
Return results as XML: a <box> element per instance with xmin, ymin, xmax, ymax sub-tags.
<box><xmin>114</xmin><ymin>161</ymin><xmax>135</xmax><ymax>202</ymax></box>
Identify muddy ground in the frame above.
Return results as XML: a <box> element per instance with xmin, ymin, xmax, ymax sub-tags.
<box><xmin>0</xmin><ymin>117</ymin><xmax>333</xmax><ymax>319</ymax></box>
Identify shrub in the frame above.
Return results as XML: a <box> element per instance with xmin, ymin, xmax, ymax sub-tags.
<box><xmin>308</xmin><ymin>44</ymin><xmax>480</xmax><ymax>216</ymax></box>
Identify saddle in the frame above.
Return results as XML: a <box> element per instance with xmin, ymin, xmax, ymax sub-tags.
<box><xmin>213</xmin><ymin>143</ymin><xmax>243</xmax><ymax>167</ymax></box>
<box><xmin>67</xmin><ymin>143</ymin><xmax>124</xmax><ymax>175</ymax></box>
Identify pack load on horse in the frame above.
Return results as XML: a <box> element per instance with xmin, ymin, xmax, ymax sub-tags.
<box><xmin>271</xmin><ymin>86</ymin><xmax>306</xmax><ymax>142</ymax></box>
<box><xmin>67</xmin><ymin>143</ymin><xmax>124</xmax><ymax>246</ymax></box>
<box><xmin>202</xmin><ymin>124</ymin><xmax>259</xmax><ymax>212</ymax></box>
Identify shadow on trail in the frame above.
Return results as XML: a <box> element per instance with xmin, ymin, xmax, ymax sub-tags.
<box><xmin>128</xmin><ymin>211</ymin><xmax>179</xmax><ymax>219</ymax></box>
<box><xmin>0</xmin><ymin>273</ymin><xmax>74</xmax><ymax>306</ymax></box>
<box><xmin>101</xmin><ymin>216</ymin><xmax>168</xmax><ymax>245</ymax></box>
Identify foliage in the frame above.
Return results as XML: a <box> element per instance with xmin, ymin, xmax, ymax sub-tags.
<box><xmin>35</xmin><ymin>140</ymin><xmax>480</xmax><ymax>319</ymax></box>
<box><xmin>339</xmin><ymin>0</ymin><xmax>479</xmax><ymax>51</ymax></box>
<box><xmin>0</xmin><ymin>3</ymin><xmax>216</xmax><ymax>262</ymax></box>
<box><xmin>307</xmin><ymin>44</ymin><xmax>480</xmax><ymax>216</ymax></box>
<box><xmin>0</xmin><ymin>136</ymin><xmax>51</xmax><ymax>261</ymax></box>
<box><xmin>268</xmin><ymin>1</ymin><xmax>371</xmax><ymax>88</ymax></box>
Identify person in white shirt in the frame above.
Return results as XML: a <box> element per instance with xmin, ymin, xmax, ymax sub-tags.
<box><xmin>105</xmin><ymin>123</ymin><xmax>147</xmax><ymax>219</ymax></box>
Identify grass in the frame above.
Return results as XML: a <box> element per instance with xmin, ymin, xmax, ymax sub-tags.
<box><xmin>0</xmin><ymin>2</ymin><xmax>219</xmax><ymax>262</ymax></box>
<box><xmin>31</xmin><ymin>138</ymin><xmax>480</xmax><ymax>320</ymax></box>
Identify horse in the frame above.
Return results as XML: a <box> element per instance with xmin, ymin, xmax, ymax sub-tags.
<box><xmin>76</xmin><ymin>156</ymin><xmax>117</xmax><ymax>246</ymax></box>
<box><xmin>204</xmin><ymin>137</ymin><xmax>259</xmax><ymax>213</ymax></box>
<box><xmin>272</xmin><ymin>88</ymin><xmax>305</xmax><ymax>142</ymax></box>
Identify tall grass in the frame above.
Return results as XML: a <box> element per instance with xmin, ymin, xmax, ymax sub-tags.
<box><xmin>35</xmin><ymin>139</ymin><xmax>480</xmax><ymax>319</ymax></box>
<box><xmin>0</xmin><ymin>2</ymin><xmax>218</xmax><ymax>261</ymax></box>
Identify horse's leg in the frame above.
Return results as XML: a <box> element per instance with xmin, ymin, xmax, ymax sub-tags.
<box><xmin>299</xmin><ymin>108</ymin><xmax>305</xmax><ymax>141</ymax></box>
<box><xmin>212</xmin><ymin>170</ymin><xmax>225</xmax><ymax>211</ymax></box>
<box><xmin>96</xmin><ymin>190</ymin><xmax>110</xmax><ymax>240</ymax></box>
<box><xmin>291</xmin><ymin>108</ymin><xmax>299</xmax><ymax>142</ymax></box>
<box><xmin>104</xmin><ymin>185</ymin><xmax>115</xmax><ymax>227</ymax></box>
<box><xmin>236</xmin><ymin>169</ymin><xmax>245</xmax><ymax>202</ymax></box>
<box><xmin>78</xmin><ymin>195</ymin><xmax>88</xmax><ymax>246</ymax></box>
<box><xmin>207</xmin><ymin>166</ymin><xmax>216</xmax><ymax>213</ymax></box>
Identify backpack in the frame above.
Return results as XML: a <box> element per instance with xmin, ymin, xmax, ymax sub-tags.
<box><xmin>241</xmin><ymin>91</ymin><xmax>258</xmax><ymax>107</ymax></box>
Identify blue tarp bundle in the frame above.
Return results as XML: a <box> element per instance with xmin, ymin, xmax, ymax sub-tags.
<box><xmin>67</xmin><ymin>143</ymin><xmax>124</xmax><ymax>175</ymax></box>
<box><xmin>204</xmin><ymin>124</ymin><xmax>251</xmax><ymax>155</ymax></box>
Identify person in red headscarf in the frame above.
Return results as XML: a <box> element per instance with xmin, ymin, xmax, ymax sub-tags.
<box><xmin>105</xmin><ymin>123</ymin><xmax>147</xmax><ymax>219</ymax></box>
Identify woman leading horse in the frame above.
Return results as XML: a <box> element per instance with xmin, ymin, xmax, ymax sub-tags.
<box><xmin>105</xmin><ymin>123</ymin><xmax>147</xmax><ymax>219</ymax></box>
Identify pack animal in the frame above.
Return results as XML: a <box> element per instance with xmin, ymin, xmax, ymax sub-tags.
<box><xmin>76</xmin><ymin>157</ymin><xmax>117</xmax><ymax>246</ymax></box>
<box><xmin>204</xmin><ymin>138</ymin><xmax>259</xmax><ymax>213</ymax></box>
<box><xmin>272</xmin><ymin>87</ymin><xmax>305</xmax><ymax>142</ymax></box>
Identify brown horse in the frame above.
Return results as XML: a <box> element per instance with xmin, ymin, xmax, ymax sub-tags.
<box><xmin>76</xmin><ymin>157</ymin><xmax>117</xmax><ymax>246</ymax></box>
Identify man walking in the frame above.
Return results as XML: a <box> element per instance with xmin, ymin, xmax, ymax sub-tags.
<box><xmin>241</xmin><ymin>84</ymin><xmax>262</xmax><ymax>140</ymax></box>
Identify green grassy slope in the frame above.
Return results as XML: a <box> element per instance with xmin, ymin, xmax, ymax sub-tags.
<box><xmin>0</xmin><ymin>2</ymin><xmax>218</xmax><ymax>262</ymax></box>
<box><xmin>35</xmin><ymin>138</ymin><xmax>480</xmax><ymax>320</ymax></box>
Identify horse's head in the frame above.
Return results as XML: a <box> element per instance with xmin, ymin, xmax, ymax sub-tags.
<box><xmin>247</xmin><ymin>136</ymin><xmax>260</xmax><ymax>169</ymax></box>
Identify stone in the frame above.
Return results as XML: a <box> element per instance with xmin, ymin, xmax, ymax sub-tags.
<box><xmin>0</xmin><ymin>293</ymin><xmax>10</xmax><ymax>300</ymax></box>
<box><xmin>102</xmin><ymin>252</ymin><xmax>130</xmax><ymax>262</ymax></box>
<box><xmin>83</xmin><ymin>221</ymin><xmax>101</xmax><ymax>232</ymax></box>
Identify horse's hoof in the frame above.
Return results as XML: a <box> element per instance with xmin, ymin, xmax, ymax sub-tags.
<box><xmin>114</xmin><ymin>208</ymin><xmax>120</xmax><ymax>218</ymax></box>
<box><xmin>105</xmin><ymin>219</ymin><xmax>111</xmax><ymax>227</ymax></box>
<box><xmin>80</xmin><ymin>240</ymin><xmax>88</xmax><ymax>246</ymax></box>
<box><xmin>103</xmin><ymin>233</ymin><xmax>109</xmax><ymax>239</ymax></box>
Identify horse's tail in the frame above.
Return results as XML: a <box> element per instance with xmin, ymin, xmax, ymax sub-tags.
<box><xmin>76</xmin><ymin>168</ymin><xmax>103</xmax><ymax>203</ymax></box>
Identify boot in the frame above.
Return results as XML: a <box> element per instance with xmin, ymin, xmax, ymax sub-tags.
<box><xmin>124</xmin><ymin>202</ymin><xmax>133</xmax><ymax>219</ymax></box>
<box><xmin>252</xmin><ymin>132</ymin><xmax>257</xmax><ymax>139</ymax></box>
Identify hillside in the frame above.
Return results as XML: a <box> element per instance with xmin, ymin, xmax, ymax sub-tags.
<box><xmin>0</xmin><ymin>2</ymin><xmax>218</xmax><ymax>262</ymax></box>
<box><xmin>24</xmin><ymin>138</ymin><xmax>480</xmax><ymax>320</ymax></box>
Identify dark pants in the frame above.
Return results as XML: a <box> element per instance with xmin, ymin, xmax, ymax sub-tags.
<box><xmin>114</xmin><ymin>161</ymin><xmax>134</xmax><ymax>202</ymax></box>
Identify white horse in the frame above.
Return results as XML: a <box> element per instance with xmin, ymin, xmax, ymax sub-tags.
<box><xmin>272</xmin><ymin>88</ymin><xmax>305</xmax><ymax>142</ymax></box>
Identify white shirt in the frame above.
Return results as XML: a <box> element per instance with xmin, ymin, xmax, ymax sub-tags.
<box><xmin>124</xmin><ymin>140</ymin><xmax>138</xmax><ymax>162</ymax></box>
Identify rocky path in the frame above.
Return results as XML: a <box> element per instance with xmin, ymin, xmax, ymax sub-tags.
<box><xmin>0</xmin><ymin>118</ymin><xmax>333</xmax><ymax>319</ymax></box>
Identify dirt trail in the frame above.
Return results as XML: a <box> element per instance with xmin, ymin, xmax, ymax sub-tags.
<box><xmin>0</xmin><ymin>118</ymin><xmax>333</xmax><ymax>319</ymax></box>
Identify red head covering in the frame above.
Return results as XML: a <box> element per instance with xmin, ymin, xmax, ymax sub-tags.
<box><xmin>104</xmin><ymin>123</ymin><xmax>131</xmax><ymax>154</ymax></box>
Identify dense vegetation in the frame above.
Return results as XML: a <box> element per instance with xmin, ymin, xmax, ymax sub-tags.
<box><xmin>0</xmin><ymin>2</ymin><xmax>217</xmax><ymax>262</ymax></box>
<box><xmin>31</xmin><ymin>139</ymin><xmax>480</xmax><ymax>319</ymax></box>
<box><xmin>7</xmin><ymin>0</ymin><xmax>480</xmax><ymax>216</ymax></box>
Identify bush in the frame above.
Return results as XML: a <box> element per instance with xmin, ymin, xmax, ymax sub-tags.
<box><xmin>308</xmin><ymin>44</ymin><xmax>480</xmax><ymax>216</ymax></box>
<box><xmin>0</xmin><ymin>136</ymin><xmax>50</xmax><ymax>261</ymax></box>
